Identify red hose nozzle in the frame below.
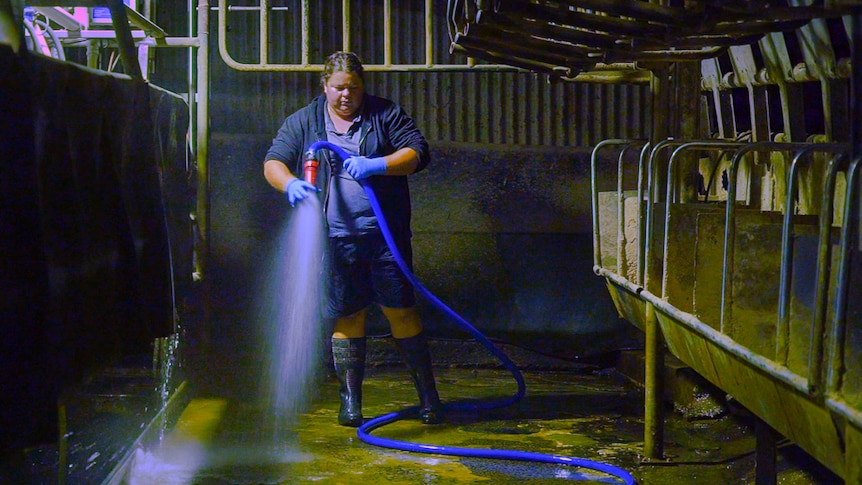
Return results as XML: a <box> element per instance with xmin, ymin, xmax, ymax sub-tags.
<box><xmin>303</xmin><ymin>156</ymin><xmax>319</xmax><ymax>185</ymax></box>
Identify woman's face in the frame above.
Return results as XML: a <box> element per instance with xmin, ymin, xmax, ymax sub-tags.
<box><xmin>324</xmin><ymin>71</ymin><xmax>364</xmax><ymax>119</ymax></box>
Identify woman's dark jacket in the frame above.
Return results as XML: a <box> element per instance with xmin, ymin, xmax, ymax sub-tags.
<box><xmin>265</xmin><ymin>94</ymin><xmax>429</xmax><ymax>240</ymax></box>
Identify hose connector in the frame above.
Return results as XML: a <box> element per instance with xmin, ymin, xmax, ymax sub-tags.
<box><xmin>303</xmin><ymin>150</ymin><xmax>320</xmax><ymax>185</ymax></box>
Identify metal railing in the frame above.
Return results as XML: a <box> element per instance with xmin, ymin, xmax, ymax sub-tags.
<box><xmin>590</xmin><ymin>138</ymin><xmax>860</xmax><ymax>478</ymax></box>
<box><xmin>214</xmin><ymin>0</ymin><xmax>652</xmax><ymax>83</ymax></box>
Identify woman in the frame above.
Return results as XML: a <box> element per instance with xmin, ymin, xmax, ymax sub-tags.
<box><xmin>263</xmin><ymin>51</ymin><xmax>442</xmax><ymax>426</ymax></box>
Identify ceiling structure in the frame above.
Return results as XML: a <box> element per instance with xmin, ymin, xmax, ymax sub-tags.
<box><xmin>447</xmin><ymin>0</ymin><xmax>858</xmax><ymax>81</ymax></box>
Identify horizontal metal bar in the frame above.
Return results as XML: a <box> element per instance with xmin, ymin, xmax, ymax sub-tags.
<box><xmin>49</xmin><ymin>30</ymin><xmax>199</xmax><ymax>47</ymax></box>
<box><xmin>208</xmin><ymin>5</ymin><xmax>289</xmax><ymax>10</ymax></box>
<box><xmin>826</xmin><ymin>396</ymin><xmax>862</xmax><ymax>430</ymax></box>
<box><xmin>639</xmin><ymin>288</ymin><xmax>810</xmax><ymax>394</ymax></box>
<box><xmin>595</xmin><ymin>266</ymin><xmax>643</xmax><ymax>295</ymax></box>
<box><xmin>702</xmin><ymin>59</ymin><xmax>855</xmax><ymax>90</ymax></box>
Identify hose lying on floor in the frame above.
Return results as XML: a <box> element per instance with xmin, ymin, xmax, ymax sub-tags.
<box><xmin>307</xmin><ymin>141</ymin><xmax>636</xmax><ymax>484</ymax></box>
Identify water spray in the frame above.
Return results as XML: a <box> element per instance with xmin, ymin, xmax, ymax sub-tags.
<box><xmin>305</xmin><ymin>140</ymin><xmax>637</xmax><ymax>484</ymax></box>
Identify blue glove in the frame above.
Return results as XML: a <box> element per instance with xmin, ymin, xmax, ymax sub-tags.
<box><xmin>343</xmin><ymin>156</ymin><xmax>387</xmax><ymax>180</ymax></box>
<box><xmin>285</xmin><ymin>179</ymin><xmax>319</xmax><ymax>206</ymax></box>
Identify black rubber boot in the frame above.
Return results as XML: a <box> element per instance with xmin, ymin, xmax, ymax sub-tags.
<box><xmin>394</xmin><ymin>333</ymin><xmax>443</xmax><ymax>424</ymax></box>
<box><xmin>331</xmin><ymin>337</ymin><xmax>366</xmax><ymax>427</ymax></box>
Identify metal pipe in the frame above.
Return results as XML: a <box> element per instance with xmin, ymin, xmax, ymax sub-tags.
<box><xmin>644</xmin><ymin>301</ymin><xmax>663</xmax><ymax>459</ymax></box>
<box><xmin>384</xmin><ymin>0</ymin><xmax>392</xmax><ymax>66</ymax></box>
<box><xmin>720</xmin><ymin>142</ymin><xmax>840</xmax><ymax>334</ymax></box>
<box><xmin>259</xmin><ymin>0</ymin><xmax>268</xmax><ymax>65</ymax></box>
<box><xmin>827</xmin><ymin>156</ymin><xmax>860</xmax><ymax>394</ymax></box>
<box><xmin>590</xmin><ymin>139</ymin><xmax>637</xmax><ymax>269</ymax></box>
<box><xmin>342</xmin><ymin>0</ymin><xmax>350</xmax><ymax>51</ymax></box>
<box><xmin>562</xmin><ymin>0</ymin><xmax>688</xmax><ymax>25</ymax></box>
<box><xmin>301</xmin><ymin>0</ymin><xmax>308</xmax><ymax>65</ymax></box>
<box><xmin>617</xmin><ymin>143</ymin><xmax>639</xmax><ymax>276</ymax></box>
<box><xmin>452</xmin><ymin>32</ymin><xmax>582</xmax><ymax>78</ymax></box>
<box><xmin>209</xmin><ymin>5</ymin><xmax>290</xmax><ymax>10</ymax></box>
<box><xmin>643</xmin><ymin>139</ymin><xmax>684</xmax><ymax>291</ymax></box>
<box><xmin>636</xmin><ymin>141</ymin><xmax>651</xmax><ymax>286</ymax></box>
<box><xmin>826</xmin><ymin>394</ymin><xmax>862</xmax><ymax>430</ymax></box>
<box><xmin>108</xmin><ymin>0</ymin><xmax>142</xmax><ymax>79</ymax></box>
<box><xmin>598</xmin><ymin>264</ymin><xmax>862</xmax><ymax>431</ymax></box>
<box><xmin>196</xmin><ymin>0</ymin><xmax>210</xmax><ymax>281</ymax></box>
<box><xmin>807</xmin><ymin>153</ymin><xmax>849</xmax><ymax>395</ymax></box>
<box><xmin>774</xmin><ymin>145</ymin><xmax>848</xmax><ymax>372</ymax></box>
<box><xmin>425</xmin><ymin>0</ymin><xmax>433</xmax><ymax>66</ymax></box>
<box><xmin>639</xmin><ymin>288</ymin><xmax>810</xmax><ymax>393</ymax></box>
<box><xmin>661</xmin><ymin>142</ymin><xmax>745</xmax><ymax>303</ymax></box>
<box><xmin>500</xmin><ymin>0</ymin><xmax>666</xmax><ymax>38</ymax></box>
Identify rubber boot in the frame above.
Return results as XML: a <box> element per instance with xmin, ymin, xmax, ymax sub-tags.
<box><xmin>394</xmin><ymin>333</ymin><xmax>443</xmax><ymax>424</ymax></box>
<box><xmin>331</xmin><ymin>337</ymin><xmax>366</xmax><ymax>427</ymax></box>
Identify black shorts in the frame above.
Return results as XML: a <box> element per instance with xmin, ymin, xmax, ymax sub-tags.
<box><xmin>326</xmin><ymin>234</ymin><xmax>416</xmax><ymax>318</ymax></box>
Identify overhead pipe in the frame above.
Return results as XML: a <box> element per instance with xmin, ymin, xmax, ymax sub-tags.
<box><xmin>562</xmin><ymin>0</ymin><xmax>691</xmax><ymax>25</ymax></box>
<box><xmin>633</xmin><ymin>33</ymin><xmax>767</xmax><ymax>50</ymax></box>
<box><xmin>499</xmin><ymin>1</ymin><xmax>666</xmax><ymax>38</ymax></box>
<box><xmin>476</xmin><ymin>9</ymin><xmax>619</xmax><ymax>49</ymax></box>
<box><xmin>459</xmin><ymin>23</ymin><xmax>591</xmax><ymax>67</ymax></box>
<box><xmin>450</xmin><ymin>36</ymin><xmax>579</xmax><ymax>78</ymax></box>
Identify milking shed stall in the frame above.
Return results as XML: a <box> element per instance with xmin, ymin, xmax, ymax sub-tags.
<box><xmin>2</xmin><ymin>1</ymin><xmax>862</xmax><ymax>484</ymax></box>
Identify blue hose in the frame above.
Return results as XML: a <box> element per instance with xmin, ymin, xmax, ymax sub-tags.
<box><xmin>307</xmin><ymin>141</ymin><xmax>636</xmax><ymax>484</ymax></box>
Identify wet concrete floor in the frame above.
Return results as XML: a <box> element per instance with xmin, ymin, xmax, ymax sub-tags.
<box><xmin>122</xmin><ymin>341</ymin><xmax>841</xmax><ymax>485</ymax></box>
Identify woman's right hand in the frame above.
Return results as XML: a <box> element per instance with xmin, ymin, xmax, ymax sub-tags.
<box><xmin>285</xmin><ymin>179</ymin><xmax>319</xmax><ymax>206</ymax></box>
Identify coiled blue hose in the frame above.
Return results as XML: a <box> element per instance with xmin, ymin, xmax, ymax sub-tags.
<box><xmin>307</xmin><ymin>141</ymin><xmax>636</xmax><ymax>484</ymax></box>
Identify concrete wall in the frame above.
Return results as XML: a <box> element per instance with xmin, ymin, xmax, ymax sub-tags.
<box><xmin>208</xmin><ymin>134</ymin><xmax>640</xmax><ymax>358</ymax></box>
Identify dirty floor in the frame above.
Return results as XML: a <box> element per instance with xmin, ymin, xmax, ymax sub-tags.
<box><xmin>1</xmin><ymin>339</ymin><xmax>843</xmax><ymax>484</ymax></box>
<box><xmin>123</xmin><ymin>343</ymin><xmax>839</xmax><ymax>485</ymax></box>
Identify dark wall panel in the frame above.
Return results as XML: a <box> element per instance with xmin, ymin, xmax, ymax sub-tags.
<box><xmin>1</xmin><ymin>47</ymin><xmax>190</xmax><ymax>450</ymax></box>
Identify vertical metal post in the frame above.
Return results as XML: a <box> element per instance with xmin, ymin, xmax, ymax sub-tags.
<box><xmin>58</xmin><ymin>402</ymin><xmax>67</xmax><ymax>485</ymax></box>
<box><xmin>259</xmin><ymin>0</ymin><xmax>268</xmax><ymax>65</ymax></box>
<box><xmin>644</xmin><ymin>65</ymin><xmax>669</xmax><ymax>460</ymax></box>
<box><xmin>425</xmin><ymin>0</ymin><xmax>432</xmax><ymax>66</ymax></box>
<box><xmin>342</xmin><ymin>0</ymin><xmax>350</xmax><ymax>51</ymax></box>
<box><xmin>644</xmin><ymin>303</ymin><xmax>664</xmax><ymax>459</ymax></box>
<box><xmin>300</xmin><ymin>0</ymin><xmax>308</xmax><ymax>64</ymax></box>
<box><xmin>755</xmin><ymin>417</ymin><xmax>778</xmax><ymax>485</ymax></box>
<box><xmin>848</xmin><ymin>423</ymin><xmax>862</xmax><ymax>485</ymax></box>
<box><xmin>196</xmin><ymin>0</ymin><xmax>209</xmax><ymax>280</ymax></box>
<box><xmin>383</xmin><ymin>0</ymin><xmax>391</xmax><ymax>66</ymax></box>
<box><xmin>187</xmin><ymin>0</ymin><xmax>196</xmax><ymax>157</ymax></box>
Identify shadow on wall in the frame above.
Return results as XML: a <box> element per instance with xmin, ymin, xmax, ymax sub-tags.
<box><xmin>1</xmin><ymin>46</ymin><xmax>192</xmax><ymax>451</ymax></box>
<box><xmin>209</xmin><ymin>135</ymin><xmax>635</xmax><ymax>358</ymax></box>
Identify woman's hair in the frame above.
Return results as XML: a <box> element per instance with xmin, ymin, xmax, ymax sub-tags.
<box><xmin>321</xmin><ymin>51</ymin><xmax>365</xmax><ymax>86</ymax></box>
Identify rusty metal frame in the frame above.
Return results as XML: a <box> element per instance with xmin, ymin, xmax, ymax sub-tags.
<box><xmin>591</xmin><ymin>136</ymin><xmax>860</xmax><ymax>476</ymax></box>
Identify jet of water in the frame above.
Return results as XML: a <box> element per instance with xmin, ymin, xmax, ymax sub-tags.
<box><xmin>262</xmin><ymin>196</ymin><xmax>326</xmax><ymax>435</ymax></box>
